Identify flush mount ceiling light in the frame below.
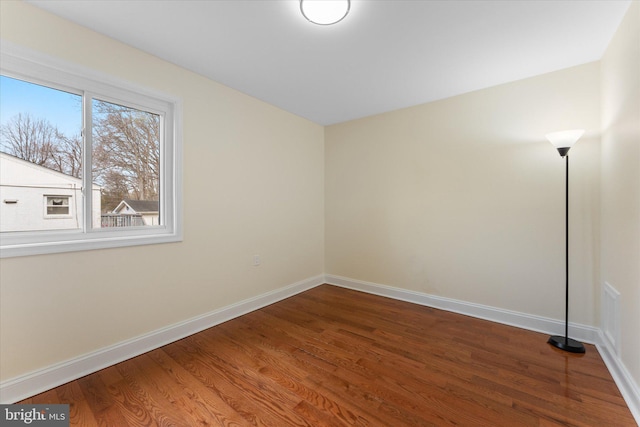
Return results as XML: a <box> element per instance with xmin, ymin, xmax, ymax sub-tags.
<box><xmin>300</xmin><ymin>0</ymin><xmax>350</xmax><ymax>25</ymax></box>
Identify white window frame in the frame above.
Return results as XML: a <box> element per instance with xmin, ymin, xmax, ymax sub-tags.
<box><xmin>0</xmin><ymin>42</ymin><xmax>183</xmax><ymax>258</ymax></box>
<box><xmin>44</xmin><ymin>195</ymin><xmax>72</xmax><ymax>218</ymax></box>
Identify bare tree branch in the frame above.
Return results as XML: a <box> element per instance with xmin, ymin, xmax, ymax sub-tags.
<box><xmin>1</xmin><ymin>113</ymin><xmax>58</xmax><ymax>167</ymax></box>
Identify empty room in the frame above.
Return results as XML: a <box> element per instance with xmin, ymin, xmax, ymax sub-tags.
<box><xmin>0</xmin><ymin>0</ymin><xmax>638</xmax><ymax>425</ymax></box>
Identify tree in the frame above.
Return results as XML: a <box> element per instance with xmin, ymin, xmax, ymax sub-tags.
<box><xmin>97</xmin><ymin>169</ymin><xmax>133</xmax><ymax>213</ymax></box>
<box><xmin>1</xmin><ymin>113</ymin><xmax>58</xmax><ymax>167</ymax></box>
<box><xmin>0</xmin><ymin>113</ymin><xmax>83</xmax><ymax>178</ymax></box>
<box><xmin>92</xmin><ymin>100</ymin><xmax>160</xmax><ymax>209</ymax></box>
<box><xmin>50</xmin><ymin>133</ymin><xmax>83</xmax><ymax>179</ymax></box>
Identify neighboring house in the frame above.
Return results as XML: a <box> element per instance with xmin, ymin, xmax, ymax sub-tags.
<box><xmin>0</xmin><ymin>151</ymin><xmax>101</xmax><ymax>232</ymax></box>
<box><xmin>110</xmin><ymin>199</ymin><xmax>159</xmax><ymax>226</ymax></box>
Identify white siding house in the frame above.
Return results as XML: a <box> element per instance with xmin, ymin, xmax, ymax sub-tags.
<box><xmin>111</xmin><ymin>199</ymin><xmax>159</xmax><ymax>226</ymax></box>
<box><xmin>0</xmin><ymin>152</ymin><xmax>101</xmax><ymax>232</ymax></box>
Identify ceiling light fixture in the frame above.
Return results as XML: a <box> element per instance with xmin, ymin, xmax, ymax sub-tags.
<box><xmin>300</xmin><ymin>0</ymin><xmax>350</xmax><ymax>26</ymax></box>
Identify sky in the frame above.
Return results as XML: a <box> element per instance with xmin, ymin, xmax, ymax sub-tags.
<box><xmin>0</xmin><ymin>75</ymin><xmax>82</xmax><ymax>148</ymax></box>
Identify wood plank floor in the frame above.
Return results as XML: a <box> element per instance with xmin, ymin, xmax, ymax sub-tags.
<box><xmin>20</xmin><ymin>284</ymin><xmax>636</xmax><ymax>426</ymax></box>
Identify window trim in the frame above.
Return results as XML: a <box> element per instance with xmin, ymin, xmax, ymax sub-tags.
<box><xmin>0</xmin><ymin>42</ymin><xmax>183</xmax><ymax>258</ymax></box>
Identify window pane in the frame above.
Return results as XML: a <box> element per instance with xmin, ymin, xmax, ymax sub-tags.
<box><xmin>92</xmin><ymin>99</ymin><xmax>160</xmax><ymax>228</ymax></box>
<box><xmin>46</xmin><ymin>196</ymin><xmax>70</xmax><ymax>216</ymax></box>
<box><xmin>0</xmin><ymin>75</ymin><xmax>82</xmax><ymax>232</ymax></box>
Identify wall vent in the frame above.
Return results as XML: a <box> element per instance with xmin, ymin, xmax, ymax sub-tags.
<box><xmin>602</xmin><ymin>281</ymin><xmax>621</xmax><ymax>355</ymax></box>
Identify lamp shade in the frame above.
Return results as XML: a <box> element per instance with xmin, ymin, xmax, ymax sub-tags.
<box><xmin>545</xmin><ymin>129</ymin><xmax>585</xmax><ymax>149</ymax></box>
<box><xmin>300</xmin><ymin>0</ymin><xmax>350</xmax><ymax>25</ymax></box>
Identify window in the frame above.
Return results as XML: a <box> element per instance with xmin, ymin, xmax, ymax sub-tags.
<box><xmin>0</xmin><ymin>43</ymin><xmax>182</xmax><ymax>257</ymax></box>
<box><xmin>45</xmin><ymin>196</ymin><xmax>70</xmax><ymax>216</ymax></box>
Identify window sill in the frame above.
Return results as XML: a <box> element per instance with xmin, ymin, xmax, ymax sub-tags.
<box><xmin>1</xmin><ymin>229</ymin><xmax>183</xmax><ymax>258</ymax></box>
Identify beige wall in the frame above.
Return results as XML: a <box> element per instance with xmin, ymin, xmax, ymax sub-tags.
<box><xmin>326</xmin><ymin>62</ymin><xmax>601</xmax><ymax>324</ymax></box>
<box><xmin>601</xmin><ymin>1</ymin><xmax>640</xmax><ymax>389</ymax></box>
<box><xmin>0</xmin><ymin>2</ymin><xmax>325</xmax><ymax>381</ymax></box>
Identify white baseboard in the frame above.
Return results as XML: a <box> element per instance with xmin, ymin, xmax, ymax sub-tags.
<box><xmin>324</xmin><ymin>274</ymin><xmax>640</xmax><ymax>426</ymax></box>
<box><xmin>324</xmin><ymin>274</ymin><xmax>600</xmax><ymax>343</ymax></box>
<box><xmin>0</xmin><ymin>275</ymin><xmax>324</xmax><ymax>404</ymax></box>
<box><xmin>597</xmin><ymin>334</ymin><xmax>640</xmax><ymax>425</ymax></box>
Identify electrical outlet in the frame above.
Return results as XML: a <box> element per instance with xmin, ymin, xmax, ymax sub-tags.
<box><xmin>253</xmin><ymin>255</ymin><xmax>261</xmax><ymax>266</ymax></box>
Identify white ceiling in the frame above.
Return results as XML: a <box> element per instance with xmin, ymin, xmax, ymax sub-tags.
<box><xmin>27</xmin><ymin>0</ymin><xmax>631</xmax><ymax>126</ymax></box>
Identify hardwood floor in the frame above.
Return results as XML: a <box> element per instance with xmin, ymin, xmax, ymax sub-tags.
<box><xmin>20</xmin><ymin>284</ymin><xmax>636</xmax><ymax>426</ymax></box>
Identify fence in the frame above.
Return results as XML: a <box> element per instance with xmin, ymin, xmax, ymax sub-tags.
<box><xmin>101</xmin><ymin>214</ymin><xmax>145</xmax><ymax>228</ymax></box>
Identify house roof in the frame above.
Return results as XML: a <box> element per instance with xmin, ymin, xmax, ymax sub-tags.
<box><xmin>27</xmin><ymin>1</ymin><xmax>631</xmax><ymax>125</ymax></box>
<box><xmin>0</xmin><ymin>152</ymin><xmax>100</xmax><ymax>190</ymax></box>
<box><xmin>114</xmin><ymin>199</ymin><xmax>159</xmax><ymax>214</ymax></box>
<box><xmin>0</xmin><ymin>151</ymin><xmax>101</xmax><ymax>191</ymax></box>
<box><xmin>1</xmin><ymin>151</ymin><xmax>81</xmax><ymax>183</ymax></box>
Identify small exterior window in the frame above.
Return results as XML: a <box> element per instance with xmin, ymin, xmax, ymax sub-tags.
<box><xmin>45</xmin><ymin>196</ymin><xmax>70</xmax><ymax>216</ymax></box>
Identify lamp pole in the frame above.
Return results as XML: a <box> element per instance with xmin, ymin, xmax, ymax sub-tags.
<box><xmin>546</xmin><ymin>130</ymin><xmax>585</xmax><ymax>354</ymax></box>
<box><xmin>564</xmin><ymin>154</ymin><xmax>569</xmax><ymax>343</ymax></box>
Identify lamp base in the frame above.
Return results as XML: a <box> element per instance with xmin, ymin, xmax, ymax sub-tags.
<box><xmin>548</xmin><ymin>335</ymin><xmax>585</xmax><ymax>353</ymax></box>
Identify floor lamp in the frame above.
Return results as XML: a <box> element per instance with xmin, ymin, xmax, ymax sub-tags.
<box><xmin>545</xmin><ymin>129</ymin><xmax>586</xmax><ymax>354</ymax></box>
